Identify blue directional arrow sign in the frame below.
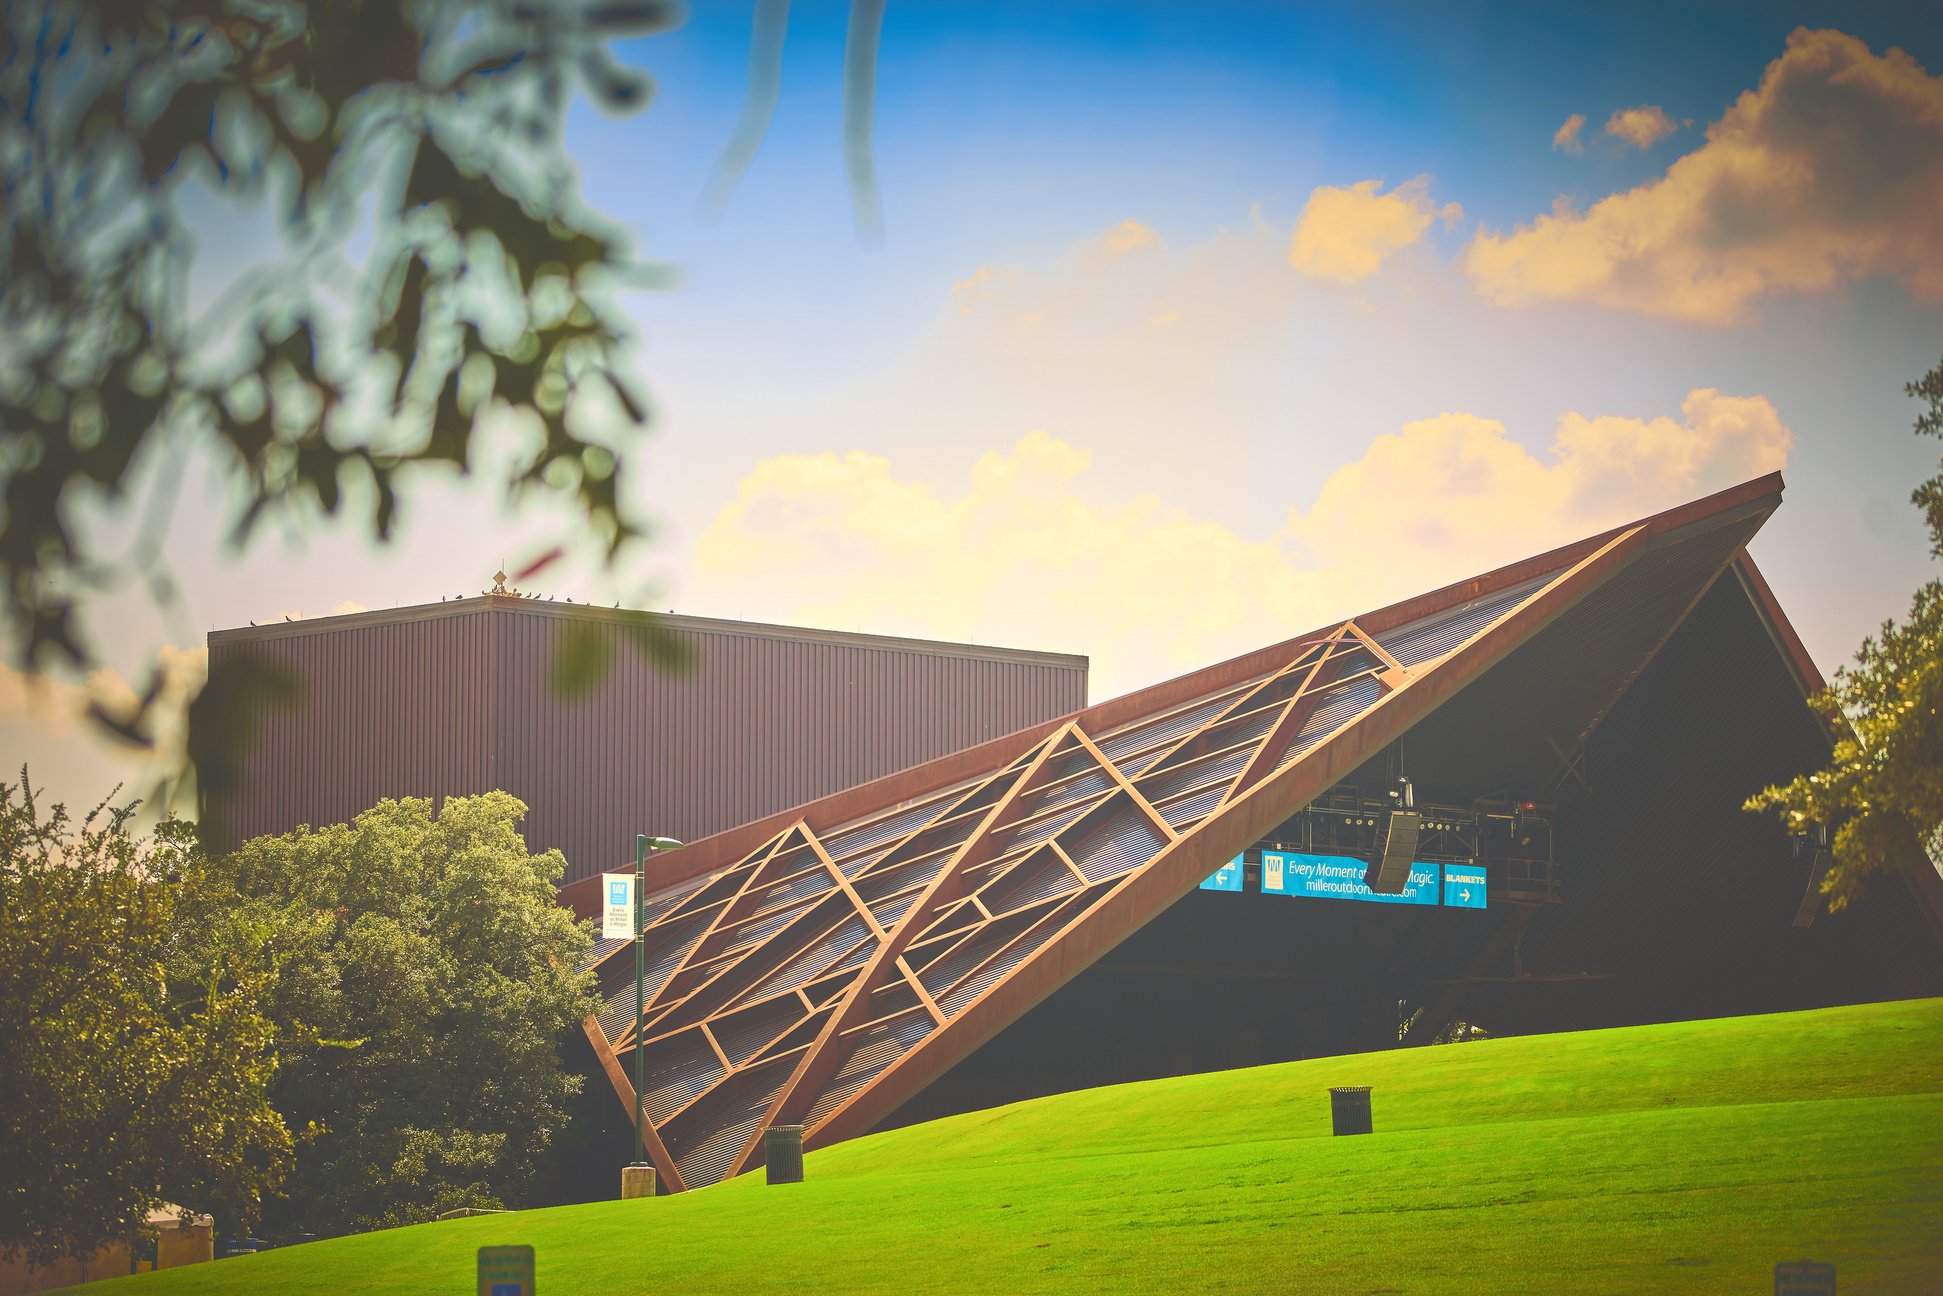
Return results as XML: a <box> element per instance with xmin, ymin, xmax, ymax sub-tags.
<box><xmin>1442</xmin><ymin>864</ymin><xmax>1488</xmax><ymax>909</ymax></box>
<box><xmin>1199</xmin><ymin>854</ymin><xmax>1245</xmax><ymax>892</ymax></box>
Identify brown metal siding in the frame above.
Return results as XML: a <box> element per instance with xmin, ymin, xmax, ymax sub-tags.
<box><xmin>209</xmin><ymin>608</ymin><xmax>498</xmax><ymax>846</ymax></box>
<box><xmin>203</xmin><ymin>603</ymin><xmax>1086</xmax><ymax>881</ymax></box>
<box><xmin>486</xmin><ymin>607</ymin><xmax>1087</xmax><ymax>880</ymax></box>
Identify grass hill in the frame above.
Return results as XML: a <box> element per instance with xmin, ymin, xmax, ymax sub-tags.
<box><xmin>84</xmin><ymin>997</ymin><xmax>1942</xmax><ymax>1294</ymax></box>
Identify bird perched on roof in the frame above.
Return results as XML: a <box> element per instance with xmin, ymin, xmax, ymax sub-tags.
<box><xmin>283</xmin><ymin>615</ymin><xmax>292</xmax><ymax>622</ymax></box>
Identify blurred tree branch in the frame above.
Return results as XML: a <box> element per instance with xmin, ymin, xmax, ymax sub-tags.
<box><xmin>1</xmin><ymin>0</ymin><xmax>679</xmax><ymax>771</ymax></box>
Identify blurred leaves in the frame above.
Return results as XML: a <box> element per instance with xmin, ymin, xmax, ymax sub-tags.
<box><xmin>548</xmin><ymin>609</ymin><xmax>692</xmax><ymax>702</ymax></box>
<box><xmin>187</xmin><ymin>645</ymin><xmax>303</xmax><ymax>846</ymax></box>
<box><xmin>1</xmin><ymin>0</ymin><xmax>678</xmax><ymax>776</ymax></box>
<box><xmin>703</xmin><ymin>0</ymin><xmax>885</xmax><ymax>238</ymax></box>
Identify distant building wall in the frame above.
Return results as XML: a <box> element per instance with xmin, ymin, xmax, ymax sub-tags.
<box><xmin>0</xmin><ymin>1213</ymin><xmax>212</xmax><ymax>1294</ymax></box>
<box><xmin>204</xmin><ymin>601</ymin><xmax>1087</xmax><ymax>882</ymax></box>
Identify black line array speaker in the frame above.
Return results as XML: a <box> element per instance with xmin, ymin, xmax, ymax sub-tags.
<box><xmin>1793</xmin><ymin>848</ymin><xmax>1833</xmax><ymax>928</ymax></box>
<box><xmin>1365</xmin><ymin>810</ymin><xmax>1422</xmax><ymax>894</ymax></box>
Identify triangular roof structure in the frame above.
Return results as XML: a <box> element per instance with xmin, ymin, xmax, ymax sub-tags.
<box><xmin>561</xmin><ymin>473</ymin><xmax>1942</xmax><ymax>1190</ymax></box>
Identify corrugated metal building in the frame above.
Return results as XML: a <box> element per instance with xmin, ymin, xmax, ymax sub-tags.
<box><xmin>203</xmin><ymin>598</ymin><xmax>1087</xmax><ymax>882</ymax></box>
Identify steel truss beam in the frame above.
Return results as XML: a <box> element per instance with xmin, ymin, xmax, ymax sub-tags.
<box><xmin>575</xmin><ymin>476</ymin><xmax>1786</xmax><ymax>1188</ymax></box>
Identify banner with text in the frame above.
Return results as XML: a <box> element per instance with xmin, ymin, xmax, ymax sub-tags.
<box><xmin>1261</xmin><ymin>851</ymin><xmax>1441</xmax><ymax>906</ymax></box>
<box><xmin>601</xmin><ymin>872</ymin><xmax>637</xmax><ymax>939</ymax></box>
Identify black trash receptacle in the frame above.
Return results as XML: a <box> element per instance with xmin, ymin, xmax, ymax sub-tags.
<box><xmin>765</xmin><ymin>1124</ymin><xmax>805</xmax><ymax>1184</ymax></box>
<box><xmin>1329</xmin><ymin>1086</ymin><xmax>1373</xmax><ymax>1136</ymax></box>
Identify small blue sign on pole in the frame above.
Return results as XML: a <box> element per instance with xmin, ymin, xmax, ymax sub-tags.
<box><xmin>477</xmin><ymin>1246</ymin><xmax>534</xmax><ymax>1296</ymax></box>
<box><xmin>1442</xmin><ymin>865</ymin><xmax>1488</xmax><ymax>910</ymax></box>
<box><xmin>1199</xmin><ymin>855</ymin><xmax>1245</xmax><ymax>892</ymax></box>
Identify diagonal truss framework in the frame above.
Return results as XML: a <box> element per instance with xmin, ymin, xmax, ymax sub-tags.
<box><xmin>576</xmin><ymin>477</ymin><xmax>1785</xmax><ymax>1190</ymax></box>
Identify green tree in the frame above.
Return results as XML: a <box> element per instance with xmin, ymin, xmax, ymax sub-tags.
<box><xmin>1748</xmin><ymin>356</ymin><xmax>1943</xmax><ymax>910</ymax></box>
<box><xmin>181</xmin><ymin>792</ymin><xmax>596</xmax><ymax>1236</ymax></box>
<box><xmin>0</xmin><ymin>772</ymin><xmax>290</xmax><ymax>1266</ymax></box>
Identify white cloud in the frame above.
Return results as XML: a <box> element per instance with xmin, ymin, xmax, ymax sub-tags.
<box><xmin>1468</xmin><ymin>28</ymin><xmax>1943</xmax><ymax>322</ymax></box>
<box><xmin>1553</xmin><ymin>113</ymin><xmax>1588</xmax><ymax>153</ymax></box>
<box><xmin>1288</xmin><ymin>178</ymin><xmax>1462</xmax><ymax>283</ymax></box>
<box><xmin>1603</xmin><ymin>105</ymin><xmax>1681</xmax><ymax>150</ymax></box>
<box><xmin>694</xmin><ymin>390</ymin><xmax>1793</xmax><ymax>699</ymax></box>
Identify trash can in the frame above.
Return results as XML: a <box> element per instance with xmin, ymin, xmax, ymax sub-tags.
<box><xmin>765</xmin><ymin>1125</ymin><xmax>805</xmax><ymax>1184</ymax></box>
<box><xmin>1329</xmin><ymin>1086</ymin><xmax>1373</xmax><ymax>1136</ymax></box>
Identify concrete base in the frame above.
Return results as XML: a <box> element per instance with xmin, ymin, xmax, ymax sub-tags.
<box><xmin>621</xmin><ymin>1164</ymin><xmax>656</xmax><ymax>1199</ymax></box>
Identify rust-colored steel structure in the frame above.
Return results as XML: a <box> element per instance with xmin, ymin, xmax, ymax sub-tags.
<box><xmin>204</xmin><ymin>603</ymin><xmax>1086</xmax><ymax>881</ymax></box>
<box><xmin>574</xmin><ymin>475</ymin><xmax>1848</xmax><ymax>1192</ymax></box>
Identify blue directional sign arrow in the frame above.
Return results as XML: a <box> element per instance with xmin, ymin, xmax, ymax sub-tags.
<box><xmin>1199</xmin><ymin>854</ymin><xmax>1245</xmax><ymax>892</ymax></box>
<box><xmin>1442</xmin><ymin>865</ymin><xmax>1488</xmax><ymax>909</ymax></box>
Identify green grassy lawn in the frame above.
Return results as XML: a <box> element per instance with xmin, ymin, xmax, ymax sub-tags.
<box><xmin>87</xmin><ymin>998</ymin><xmax>1942</xmax><ymax>1294</ymax></box>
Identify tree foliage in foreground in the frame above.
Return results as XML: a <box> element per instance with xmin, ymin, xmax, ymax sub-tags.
<box><xmin>179</xmin><ymin>792</ymin><xmax>596</xmax><ymax>1237</ymax></box>
<box><xmin>0</xmin><ymin>775</ymin><xmax>289</xmax><ymax>1266</ymax></box>
<box><xmin>1</xmin><ymin>0</ymin><xmax>680</xmax><ymax>772</ymax></box>
<box><xmin>1748</xmin><ymin>355</ymin><xmax>1943</xmax><ymax>910</ymax></box>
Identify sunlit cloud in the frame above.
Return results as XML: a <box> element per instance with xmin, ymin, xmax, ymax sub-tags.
<box><xmin>1100</xmin><ymin>219</ymin><xmax>1161</xmax><ymax>256</ymax></box>
<box><xmin>694</xmin><ymin>390</ymin><xmax>1792</xmax><ymax>699</ymax></box>
<box><xmin>850</xmin><ymin>212</ymin><xmax>1302</xmax><ymax>525</ymax></box>
<box><xmin>1467</xmin><ymin>28</ymin><xmax>1943</xmax><ymax>323</ymax></box>
<box><xmin>951</xmin><ymin>264</ymin><xmax>999</xmax><ymax>316</ymax></box>
<box><xmin>1288</xmin><ymin>178</ymin><xmax>1461</xmax><ymax>283</ymax></box>
<box><xmin>1603</xmin><ymin>104</ymin><xmax>1682</xmax><ymax>150</ymax></box>
<box><xmin>0</xmin><ymin>662</ymin><xmax>90</xmax><ymax>741</ymax></box>
<box><xmin>1552</xmin><ymin>113</ymin><xmax>1587</xmax><ymax>153</ymax></box>
<box><xmin>0</xmin><ymin>646</ymin><xmax>208</xmax><ymax>771</ymax></box>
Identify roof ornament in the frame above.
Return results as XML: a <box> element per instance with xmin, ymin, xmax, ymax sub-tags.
<box><xmin>485</xmin><ymin>569</ymin><xmax>523</xmax><ymax>599</ymax></box>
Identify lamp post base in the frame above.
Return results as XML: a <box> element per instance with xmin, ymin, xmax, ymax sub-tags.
<box><xmin>621</xmin><ymin>1163</ymin><xmax>657</xmax><ymax>1199</ymax></box>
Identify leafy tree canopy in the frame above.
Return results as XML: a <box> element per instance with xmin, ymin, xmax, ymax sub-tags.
<box><xmin>0</xmin><ymin>773</ymin><xmax>290</xmax><ymax>1266</ymax></box>
<box><xmin>178</xmin><ymin>791</ymin><xmax>596</xmax><ymax>1236</ymax></box>
<box><xmin>1748</xmin><ymin>356</ymin><xmax>1943</xmax><ymax>911</ymax></box>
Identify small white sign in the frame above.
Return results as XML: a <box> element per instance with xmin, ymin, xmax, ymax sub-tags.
<box><xmin>602</xmin><ymin>873</ymin><xmax>636</xmax><ymax>940</ymax></box>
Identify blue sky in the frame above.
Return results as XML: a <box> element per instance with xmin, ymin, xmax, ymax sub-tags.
<box><xmin>9</xmin><ymin>1</ymin><xmax>1943</xmax><ymax>807</ymax></box>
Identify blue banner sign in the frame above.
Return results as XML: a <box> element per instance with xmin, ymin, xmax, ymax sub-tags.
<box><xmin>1260</xmin><ymin>851</ymin><xmax>1440</xmax><ymax>905</ymax></box>
<box><xmin>1199</xmin><ymin>854</ymin><xmax>1245</xmax><ymax>891</ymax></box>
<box><xmin>1442</xmin><ymin>865</ymin><xmax>1488</xmax><ymax>909</ymax></box>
